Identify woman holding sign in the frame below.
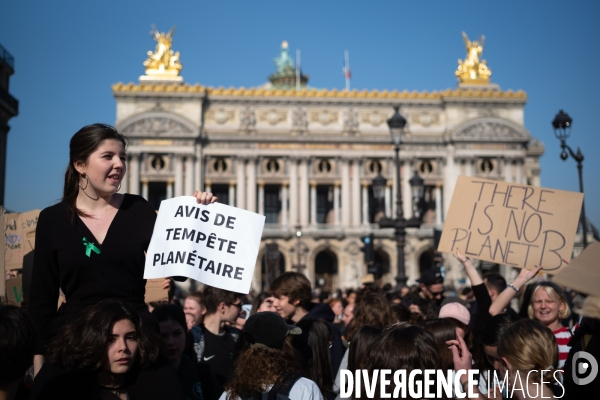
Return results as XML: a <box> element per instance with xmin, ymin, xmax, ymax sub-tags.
<box><xmin>29</xmin><ymin>124</ymin><xmax>216</xmax><ymax>382</ymax></box>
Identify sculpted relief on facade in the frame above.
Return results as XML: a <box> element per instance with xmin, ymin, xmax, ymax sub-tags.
<box><xmin>121</xmin><ymin>115</ymin><xmax>195</xmax><ymax>137</ymax></box>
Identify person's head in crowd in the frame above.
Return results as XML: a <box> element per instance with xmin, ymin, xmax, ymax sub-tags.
<box><xmin>417</xmin><ymin>267</ymin><xmax>445</xmax><ymax>305</ymax></box>
<box><xmin>527</xmin><ymin>282</ymin><xmax>570</xmax><ymax>331</ymax></box>
<box><xmin>250</xmin><ymin>292</ymin><xmax>277</xmax><ymax>316</ymax></box>
<box><xmin>408</xmin><ymin>296</ymin><xmax>439</xmax><ymax>319</ymax></box>
<box><xmin>382</xmin><ymin>283</ymin><xmax>393</xmax><ymax>292</ymax></box>
<box><xmin>0</xmin><ymin>305</ymin><xmax>36</xmax><ymax>397</ymax></box>
<box><xmin>291</xmin><ymin>318</ymin><xmax>334</xmax><ymax>398</ymax></box>
<box><xmin>365</xmin><ymin>325</ymin><xmax>447</xmax><ymax>400</ymax></box>
<box><xmin>483</xmin><ymin>273</ymin><xmax>507</xmax><ymax>302</ymax></box>
<box><xmin>400</xmin><ymin>285</ymin><xmax>410</xmax><ymax>299</ymax></box>
<box><xmin>203</xmin><ymin>286</ymin><xmax>244</xmax><ymax>325</ymax></box>
<box><xmin>497</xmin><ymin>319</ymin><xmax>558</xmax><ymax>394</ymax></box>
<box><xmin>328</xmin><ymin>298</ymin><xmax>344</xmax><ymax>323</ymax></box>
<box><xmin>416</xmin><ymin>318</ymin><xmax>457</xmax><ymax>370</ymax></box>
<box><xmin>347</xmin><ymin>325</ymin><xmax>382</xmax><ymax>371</ymax></box>
<box><xmin>151</xmin><ymin>303</ymin><xmax>188</xmax><ymax>370</ymax></box>
<box><xmin>345</xmin><ymin>289</ymin><xmax>357</xmax><ymax>304</ymax></box>
<box><xmin>479</xmin><ymin>313</ymin><xmax>520</xmax><ymax>372</ymax></box>
<box><xmin>183</xmin><ymin>291</ymin><xmax>205</xmax><ymax>326</ymax></box>
<box><xmin>391</xmin><ymin>303</ymin><xmax>411</xmax><ymax>323</ymax></box>
<box><xmin>235</xmin><ymin>304</ymin><xmax>252</xmax><ymax>331</ymax></box>
<box><xmin>341</xmin><ymin>302</ymin><xmax>355</xmax><ymax>328</ymax></box>
<box><xmin>439</xmin><ymin>302</ymin><xmax>470</xmax><ymax>339</ymax></box>
<box><xmin>460</xmin><ymin>287</ymin><xmax>474</xmax><ymax>301</ymax></box>
<box><xmin>184</xmin><ymin>313</ymin><xmax>196</xmax><ymax>331</ymax></box>
<box><xmin>45</xmin><ymin>300</ymin><xmax>160</xmax><ymax>393</ymax></box>
<box><xmin>346</xmin><ymin>293</ymin><xmax>395</xmax><ymax>342</ymax></box>
<box><xmin>268</xmin><ymin>271</ymin><xmax>312</xmax><ymax>323</ymax></box>
<box><xmin>224</xmin><ymin>312</ymin><xmax>302</xmax><ymax>399</ymax></box>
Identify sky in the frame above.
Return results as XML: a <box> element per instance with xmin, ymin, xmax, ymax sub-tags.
<box><xmin>2</xmin><ymin>0</ymin><xmax>600</xmax><ymax>228</ymax></box>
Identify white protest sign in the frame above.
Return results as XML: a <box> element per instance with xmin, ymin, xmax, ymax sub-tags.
<box><xmin>144</xmin><ymin>197</ymin><xmax>265</xmax><ymax>294</ymax></box>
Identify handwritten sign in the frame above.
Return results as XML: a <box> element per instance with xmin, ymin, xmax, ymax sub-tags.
<box><xmin>144</xmin><ymin>197</ymin><xmax>265</xmax><ymax>294</ymax></box>
<box><xmin>553</xmin><ymin>241</ymin><xmax>600</xmax><ymax>297</ymax></box>
<box><xmin>5</xmin><ymin>210</ymin><xmax>40</xmax><ymax>270</ymax></box>
<box><xmin>6</xmin><ymin>275</ymin><xmax>23</xmax><ymax>306</ymax></box>
<box><xmin>438</xmin><ymin>176</ymin><xmax>583</xmax><ymax>272</ymax></box>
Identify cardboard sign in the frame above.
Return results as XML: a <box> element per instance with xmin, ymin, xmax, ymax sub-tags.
<box><xmin>5</xmin><ymin>210</ymin><xmax>40</xmax><ymax>270</ymax></box>
<box><xmin>144</xmin><ymin>197</ymin><xmax>265</xmax><ymax>294</ymax></box>
<box><xmin>438</xmin><ymin>176</ymin><xmax>583</xmax><ymax>272</ymax></box>
<box><xmin>144</xmin><ymin>278</ymin><xmax>169</xmax><ymax>303</ymax></box>
<box><xmin>6</xmin><ymin>275</ymin><xmax>23</xmax><ymax>306</ymax></box>
<box><xmin>553</xmin><ymin>241</ymin><xmax>600</xmax><ymax>296</ymax></box>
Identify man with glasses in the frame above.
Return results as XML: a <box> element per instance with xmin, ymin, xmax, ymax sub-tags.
<box><xmin>417</xmin><ymin>267</ymin><xmax>445</xmax><ymax>308</ymax></box>
<box><xmin>191</xmin><ymin>286</ymin><xmax>243</xmax><ymax>400</ymax></box>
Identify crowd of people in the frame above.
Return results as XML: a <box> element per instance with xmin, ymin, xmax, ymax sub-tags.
<box><xmin>1</xmin><ymin>123</ymin><xmax>599</xmax><ymax>400</ymax></box>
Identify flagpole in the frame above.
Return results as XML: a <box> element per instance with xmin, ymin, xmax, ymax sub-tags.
<box><xmin>344</xmin><ymin>50</ymin><xmax>350</xmax><ymax>91</ymax></box>
<box><xmin>296</xmin><ymin>49</ymin><xmax>301</xmax><ymax>91</ymax></box>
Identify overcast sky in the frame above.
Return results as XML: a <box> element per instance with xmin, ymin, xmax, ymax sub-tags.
<box><xmin>2</xmin><ymin>0</ymin><xmax>599</xmax><ymax>228</ymax></box>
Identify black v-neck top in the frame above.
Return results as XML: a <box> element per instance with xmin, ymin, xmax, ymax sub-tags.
<box><xmin>29</xmin><ymin>194</ymin><xmax>157</xmax><ymax>353</ymax></box>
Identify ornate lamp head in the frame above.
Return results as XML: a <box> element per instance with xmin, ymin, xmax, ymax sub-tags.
<box><xmin>552</xmin><ymin>110</ymin><xmax>572</xmax><ymax>142</ymax></box>
<box><xmin>387</xmin><ymin>106</ymin><xmax>407</xmax><ymax>146</ymax></box>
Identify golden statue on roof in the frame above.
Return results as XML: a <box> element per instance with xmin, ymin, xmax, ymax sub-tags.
<box><xmin>140</xmin><ymin>25</ymin><xmax>183</xmax><ymax>82</ymax></box>
<box><xmin>455</xmin><ymin>32</ymin><xmax>491</xmax><ymax>84</ymax></box>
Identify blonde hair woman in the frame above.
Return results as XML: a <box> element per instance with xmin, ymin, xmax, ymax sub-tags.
<box><xmin>497</xmin><ymin>319</ymin><xmax>561</xmax><ymax>399</ymax></box>
<box><xmin>527</xmin><ymin>282</ymin><xmax>573</xmax><ymax>369</ymax></box>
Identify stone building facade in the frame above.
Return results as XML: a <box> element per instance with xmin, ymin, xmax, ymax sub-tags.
<box><xmin>112</xmin><ymin>38</ymin><xmax>544</xmax><ymax>293</ymax></box>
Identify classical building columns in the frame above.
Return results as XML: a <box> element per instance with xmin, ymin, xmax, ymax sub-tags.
<box><xmin>403</xmin><ymin>161</ymin><xmax>412</xmax><ymax>219</ymax></box>
<box><xmin>299</xmin><ymin>158</ymin><xmax>309</xmax><ymax>226</ymax></box>
<box><xmin>281</xmin><ymin>182</ymin><xmax>288</xmax><ymax>227</ymax></box>
<box><xmin>185</xmin><ymin>155</ymin><xmax>194</xmax><ymax>196</ymax></box>
<box><xmin>341</xmin><ymin>158</ymin><xmax>351</xmax><ymax>227</ymax></box>
<box><xmin>361</xmin><ymin>182</ymin><xmax>369</xmax><ymax>226</ymax></box>
<box><xmin>435</xmin><ymin>184</ymin><xmax>443</xmax><ymax>226</ymax></box>
<box><xmin>228</xmin><ymin>182</ymin><xmax>236</xmax><ymax>207</ymax></box>
<box><xmin>129</xmin><ymin>154</ymin><xmax>140</xmax><ymax>195</ymax></box>
<box><xmin>289</xmin><ymin>158</ymin><xmax>298</xmax><ymax>226</ymax></box>
<box><xmin>194</xmin><ymin>143</ymin><xmax>202</xmax><ymax>192</ymax></box>
<box><xmin>174</xmin><ymin>155</ymin><xmax>184</xmax><ymax>197</ymax></box>
<box><xmin>141</xmin><ymin>179</ymin><xmax>149</xmax><ymax>200</ymax></box>
<box><xmin>310</xmin><ymin>181</ymin><xmax>317</xmax><ymax>226</ymax></box>
<box><xmin>258</xmin><ymin>182</ymin><xmax>265</xmax><ymax>216</ymax></box>
<box><xmin>166</xmin><ymin>180</ymin><xmax>173</xmax><ymax>199</ymax></box>
<box><xmin>385</xmin><ymin>183</ymin><xmax>391</xmax><ymax>218</ymax></box>
<box><xmin>504</xmin><ymin>158</ymin><xmax>513</xmax><ymax>183</ymax></box>
<box><xmin>247</xmin><ymin>158</ymin><xmax>257</xmax><ymax>213</ymax></box>
<box><xmin>351</xmin><ymin>159</ymin><xmax>361</xmax><ymax>227</ymax></box>
<box><xmin>333</xmin><ymin>182</ymin><xmax>340</xmax><ymax>226</ymax></box>
<box><xmin>236</xmin><ymin>157</ymin><xmax>246</xmax><ymax>210</ymax></box>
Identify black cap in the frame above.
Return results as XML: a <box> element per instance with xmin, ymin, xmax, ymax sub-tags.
<box><xmin>243</xmin><ymin>312</ymin><xmax>302</xmax><ymax>349</ymax></box>
<box><xmin>417</xmin><ymin>267</ymin><xmax>444</xmax><ymax>286</ymax></box>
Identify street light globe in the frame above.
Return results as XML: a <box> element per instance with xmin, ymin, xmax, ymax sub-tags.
<box><xmin>296</xmin><ymin>230</ymin><xmax>302</xmax><ymax>238</ymax></box>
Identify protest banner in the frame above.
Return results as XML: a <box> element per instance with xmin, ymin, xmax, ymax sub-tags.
<box><xmin>5</xmin><ymin>209</ymin><xmax>40</xmax><ymax>270</ymax></box>
<box><xmin>553</xmin><ymin>241</ymin><xmax>600</xmax><ymax>297</ymax></box>
<box><xmin>144</xmin><ymin>197</ymin><xmax>265</xmax><ymax>294</ymax></box>
<box><xmin>438</xmin><ymin>176</ymin><xmax>583</xmax><ymax>272</ymax></box>
<box><xmin>6</xmin><ymin>275</ymin><xmax>23</xmax><ymax>306</ymax></box>
<box><xmin>144</xmin><ymin>278</ymin><xmax>169</xmax><ymax>303</ymax></box>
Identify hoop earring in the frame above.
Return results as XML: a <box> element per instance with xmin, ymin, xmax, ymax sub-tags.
<box><xmin>79</xmin><ymin>175</ymin><xmax>90</xmax><ymax>191</ymax></box>
<box><xmin>117</xmin><ymin>182</ymin><xmax>122</xmax><ymax>192</ymax></box>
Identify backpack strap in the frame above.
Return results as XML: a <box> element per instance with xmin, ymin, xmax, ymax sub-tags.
<box><xmin>267</xmin><ymin>372</ymin><xmax>303</xmax><ymax>400</ymax></box>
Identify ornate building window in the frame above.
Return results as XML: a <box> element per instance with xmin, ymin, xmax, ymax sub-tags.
<box><xmin>150</xmin><ymin>155</ymin><xmax>166</xmax><ymax>171</ymax></box>
<box><xmin>479</xmin><ymin>158</ymin><xmax>495</xmax><ymax>173</ymax></box>
<box><xmin>368</xmin><ymin>159</ymin><xmax>383</xmax><ymax>174</ymax></box>
<box><xmin>317</xmin><ymin>159</ymin><xmax>332</xmax><ymax>174</ymax></box>
<box><xmin>213</xmin><ymin>157</ymin><xmax>228</xmax><ymax>173</ymax></box>
<box><xmin>266</xmin><ymin>158</ymin><xmax>281</xmax><ymax>173</ymax></box>
<box><xmin>419</xmin><ymin>160</ymin><xmax>434</xmax><ymax>174</ymax></box>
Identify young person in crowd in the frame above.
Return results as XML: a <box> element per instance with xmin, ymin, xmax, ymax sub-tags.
<box><xmin>416</xmin><ymin>319</ymin><xmax>456</xmax><ymax>370</ymax></box>
<box><xmin>291</xmin><ymin>318</ymin><xmax>335</xmax><ymax>400</ymax></box>
<box><xmin>29</xmin><ymin>124</ymin><xmax>216</xmax><ymax>376</ymax></box>
<box><xmin>268</xmin><ymin>272</ymin><xmax>344</xmax><ymax>373</ymax></box>
<box><xmin>249</xmin><ymin>292</ymin><xmax>276</xmax><ymax>316</ymax></box>
<box><xmin>497</xmin><ymin>319</ymin><xmax>561</xmax><ymax>399</ymax></box>
<box><xmin>152</xmin><ymin>303</ymin><xmax>205</xmax><ymax>400</ymax></box>
<box><xmin>439</xmin><ymin>302</ymin><xmax>473</xmax><ymax>350</ymax></box>
<box><xmin>184</xmin><ymin>292</ymin><xmax>206</xmax><ymax>327</ymax></box>
<box><xmin>416</xmin><ymin>266</ymin><xmax>445</xmax><ymax>309</ymax></box>
<box><xmin>344</xmin><ymin>293</ymin><xmax>395</xmax><ymax>343</ymax></box>
<box><xmin>191</xmin><ymin>286</ymin><xmax>243</xmax><ymax>400</ymax></box>
<box><xmin>328</xmin><ymin>298</ymin><xmax>345</xmax><ymax>329</ymax></box>
<box><xmin>31</xmin><ymin>299</ymin><xmax>186</xmax><ymax>400</ymax></box>
<box><xmin>220</xmin><ymin>312</ymin><xmax>323</xmax><ymax>400</ymax></box>
<box><xmin>0</xmin><ymin>305</ymin><xmax>36</xmax><ymax>400</ymax></box>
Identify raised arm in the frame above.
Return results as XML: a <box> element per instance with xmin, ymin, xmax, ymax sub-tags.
<box><xmin>488</xmin><ymin>265</ymin><xmax>543</xmax><ymax>316</ymax></box>
<box><xmin>454</xmin><ymin>248</ymin><xmax>483</xmax><ymax>286</ymax></box>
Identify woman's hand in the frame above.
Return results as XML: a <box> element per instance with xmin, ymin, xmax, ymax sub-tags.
<box><xmin>455</xmin><ymin>248</ymin><xmax>468</xmax><ymax>263</ymax></box>
<box><xmin>193</xmin><ymin>191</ymin><xmax>217</xmax><ymax>205</ymax></box>
<box><xmin>512</xmin><ymin>264</ymin><xmax>543</xmax><ymax>290</ymax></box>
<box><xmin>446</xmin><ymin>329</ymin><xmax>472</xmax><ymax>372</ymax></box>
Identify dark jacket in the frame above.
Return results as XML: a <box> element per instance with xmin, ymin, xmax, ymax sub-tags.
<box><xmin>299</xmin><ymin>302</ymin><xmax>345</xmax><ymax>374</ymax></box>
<box><xmin>563</xmin><ymin>317</ymin><xmax>600</xmax><ymax>399</ymax></box>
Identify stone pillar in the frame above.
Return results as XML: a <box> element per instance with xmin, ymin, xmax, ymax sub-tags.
<box><xmin>236</xmin><ymin>157</ymin><xmax>246</xmax><ymax>210</ymax></box>
<box><xmin>310</xmin><ymin>182</ymin><xmax>317</xmax><ymax>226</ymax></box>
<box><xmin>333</xmin><ymin>182</ymin><xmax>340</xmax><ymax>225</ymax></box>
<box><xmin>300</xmin><ymin>159</ymin><xmax>309</xmax><ymax>226</ymax></box>
<box><xmin>141</xmin><ymin>179</ymin><xmax>149</xmax><ymax>200</ymax></box>
<box><xmin>166</xmin><ymin>180</ymin><xmax>173</xmax><ymax>199</ymax></box>
<box><xmin>515</xmin><ymin>159</ymin><xmax>523</xmax><ymax>184</ymax></box>
<box><xmin>228</xmin><ymin>182</ymin><xmax>236</xmax><ymax>206</ymax></box>
<box><xmin>351</xmin><ymin>159</ymin><xmax>361</xmax><ymax>227</ymax></box>
<box><xmin>204</xmin><ymin>181</ymin><xmax>211</xmax><ymax>193</ymax></box>
<box><xmin>174</xmin><ymin>155</ymin><xmax>183</xmax><ymax>197</ymax></box>
<box><xmin>403</xmin><ymin>161</ymin><xmax>412</xmax><ymax>219</ymax></box>
<box><xmin>194</xmin><ymin>143</ymin><xmax>202</xmax><ymax>192</ymax></box>
<box><xmin>361</xmin><ymin>182</ymin><xmax>369</xmax><ymax>226</ymax></box>
<box><xmin>392</xmin><ymin>159</ymin><xmax>398</xmax><ymax>217</ymax></box>
<box><xmin>185</xmin><ymin>156</ymin><xmax>194</xmax><ymax>196</ymax></box>
<box><xmin>341</xmin><ymin>159</ymin><xmax>351</xmax><ymax>227</ymax></box>
<box><xmin>281</xmin><ymin>183</ymin><xmax>288</xmax><ymax>227</ymax></box>
<box><xmin>504</xmin><ymin>158</ymin><xmax>513</xmax><ymax>183</ymax></box>
<box><xmin>246</xmin><ymin>158</ymin><xmax>257</xmax><ymax>213</ymax></box>
<box><xmin>289</xmin><ymin>159</ymin><xmax>298</xmax><ymax>226</ymax></box>
<box><xmin>258</xmin><ymin>182</ymin><xmax>265</xmax><ymax>216</ymax></box>
<box><xmin>443</xmin><ymin>145</ymin><xmax>456</xmax><ymax>218</ymax></box>
<box><xmin>385</xmin><ymin>183</ymin><xmax>391</xmax><ymax>218</ymax></box>
<box><xmin>435</xmin><ymin>184</ymin><xmax>443</xmax><ymax>225</ymax></box>
<box><xmin>129</xmin><ymin>154</ymin><xmax>140</xmax><ymax>195</ymax></box>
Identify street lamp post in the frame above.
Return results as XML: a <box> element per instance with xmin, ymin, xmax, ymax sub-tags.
<box><xmin>291</xmin><ymin>225</ymin><xmax>307</xmax><ymax>273</ymax></box>
<box><xmin>373</xmin><ymin>106</ymin><xmax>425</xmax><ymax>288</ymax></box>
<box><xmin>552</xmin><ymin>110</ymin><xmax>588</xmax><ymax>248</ymax></box>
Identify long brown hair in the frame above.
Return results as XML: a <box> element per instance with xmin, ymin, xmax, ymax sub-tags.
<box><xmin>224</xmin><ymin>336</ymin><xmax>300</xmax><ymax>399</ymax></box>
<box><xmin>63</xmin><ymin>124</ymin><xmax>127</xmax><ymax>218</ymax></box>
<box><xmin>416</xmin><ymin>318</ymin><xmax>456</xmax><ymax>369</ymax></box>
<box><xmin>346</xmin><ymin>293</ymin><xmax>395</xmax><ymax>342</ymax></box>
<box><xmin>46</xmin><ymin>299</ymin><xmax>162</xmax><ymax>372</ymax></box>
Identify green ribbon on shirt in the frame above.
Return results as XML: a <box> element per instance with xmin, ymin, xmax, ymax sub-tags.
<box><xmin>82</xmin><ymin>237</ymin><xmax>101</xmax><ymax>257</ymax></box>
